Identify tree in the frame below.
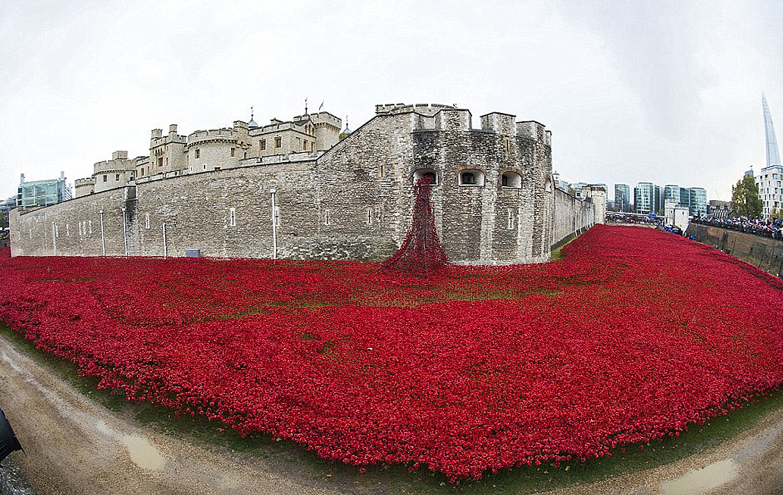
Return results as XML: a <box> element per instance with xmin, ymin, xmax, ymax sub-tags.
<box><xmin>731</xmin><ymin>175</ymin><xmax>763</xmax><ymax>218</ymax></box>
<box><xmin>771</xmin><ymin>207</ymin><xmax>783</xmax><ymax>220</ymax></box>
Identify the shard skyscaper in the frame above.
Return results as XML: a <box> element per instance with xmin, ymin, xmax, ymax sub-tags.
<box><xmin>762</xmin><ymin>93</ymin><xmax>781</xmax><ymax>167</ymax></box>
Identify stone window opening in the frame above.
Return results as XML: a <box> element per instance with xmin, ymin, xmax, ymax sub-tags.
<box><xmin>260</xmin><ymin>139</ymin><xmax>266</xmax><ymax>151</ymax></box>
<box><xmin>231</xmin><ymin>148</ymin><xmax>235</xmax><ymax>157</ymax></box>
<box><xmin>115</xmin><ymin>173</ymin><xmax>120</xmax><ymax>181</ymax></box>
<box><xmin>230</xmin><ymin>207</ymin><xmax>236</xmax><ymax>227</ymax></box>
<box><xmin>378</xmin><ymin>163</ymin><xmax>386</xmax><ymax>179</ymax></box>
<box><xmin>324</xmin><ymin>209</ymin><xmax>330</xmax><ymax>225</ymax></box>
<box><xmin>366</xmin><ymin>208</ymin><xmax>373</xmax><ymax>225</ymax></box>
<box><xmin>195</xmin><ymin>149</ymin><xmax>200</xmax><ymax>159</ymax></box>
<box><xmin>507</xmin><ymin>209</ymin><xmax>515</xmax><ymax>229</ymax></box>
<box><xmin>459</xmin><ymin>169</ymin><xmax>485</xmax><ymax>187</ymax></box>
<box><xmin>243</xmin><ymin>151</ymin><xmax>247</xmax><ymax>159</ymax></box>
<box><xmin>501</xmin><ymin>171</ymin><xmax>522</xmax><ymax>189</ymax></box>
<box><xmin>413</xmin><ymin>169</ymin><xmax>438</xmax><ymax>185</ymax></box>
<box><xmin>145</xmin><ymin>213</ymin><xmax>150</xmax><ymax>230</ymax></box>
<box><xmin>103</xmin><ymin>175</ymin><xmax>107</xmax><ymax>183</ymax></box>
<box><xmin>202</xmin><ymin>164</ymin><xmax>207</xmax><ymax>171</ymax></box>
<box><xmin>274</xmin><ymin>137</ymin><xmax>282</xmax><ymax>148</ymax></box>
<box><xmin>158</xmin><ymin>157</ymin><xmax>163</xmax><ymax>167</ymax></box>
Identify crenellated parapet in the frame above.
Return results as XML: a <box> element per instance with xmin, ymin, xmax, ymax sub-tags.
<box><xmin>375</xmin><ymin>103</ymin><xmax>454</xmax><ymax>116</ymax></box>
<box><xmin>186</xmin><ymin>128</ymin><xmax>238</xmax><ymax>146</ymax></box>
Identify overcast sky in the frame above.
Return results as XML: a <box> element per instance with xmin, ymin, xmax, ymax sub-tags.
<box><xmin>2</xmin><ymin>0</ymin><xmax>782</xmax><ymax>202</ymax></box>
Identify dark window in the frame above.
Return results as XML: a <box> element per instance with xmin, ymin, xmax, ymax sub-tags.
<box><xmin>461</xmin><ymin>172</ymin><xmax>476</xmax><ymax>185</ymax></box>
<box><xmin>275</xmin><ymin>137</ymin><xmax>282</xmax><ymax>148</ymax></box>
<box><xmin>103</xmin><ymin>175</ymin><xmax>107</xmax><ymax>183</ymax></box>
<box><xmin>502</xmin><ymin>175</ymin><xmax>508</xmax><ymax>187</ymax></box>
<box><xmin>195</xmin><ymin>149</ymin><xmax>200</xmax><ymax>159</ymax></box>
<box><xmin>231</xmin><ymin>148</ymin><xmax>235</xmax><ymax>157</ymax></box>
<box><xmin>423</xmin><ymin>172</ymin><xmax>436</xmax><ymax>183</ymax></box>
<box><xmin>260</xmin><ymin>139</ymin><xmax>266</xmax><ymax>151</ymax></box>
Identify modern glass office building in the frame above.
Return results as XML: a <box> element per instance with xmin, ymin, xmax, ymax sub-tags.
<box><xmin>687</xmin><ymin>187</ymin><xmax>707</xmax><ymax>217</ymax></box>
<box><xmin>17</xmin><ymin>173</ymin><xmax>72</xmax><ymax>209</ymax></box>
<box><xmin>614</xmin><ymin>184</ymin><xmax>631</xmax><ymax>212</ymax></box>
<box><xmin>663</xmin><ymin>185</ymin><xmax>681</xmax><ymax>205</ymax></box>
<box><xmin>634</xmin><ymin>182</ymin><xmax>661</xmax><ymax>214</ymax></box>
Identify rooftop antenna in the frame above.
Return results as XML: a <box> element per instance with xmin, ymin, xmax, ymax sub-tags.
<box><xmin>304</xmin><ymin>98</ymin><xmax>308</xmax><ymax>115</ymax></box>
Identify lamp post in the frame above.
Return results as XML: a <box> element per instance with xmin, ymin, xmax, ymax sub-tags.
<box><xmin>121</xmin><ymin>207</ymin><xmax>128</xmax><ymax>256</ymax></box>
<box><xmin>99</xmin><ymin>209</ymin><xmax>106</xmax><ymax>256</ymax></box>
<box><xmin>270</xmin><ymin>188</ymin><xmax>277</xmax><ymax>260</ymax></box>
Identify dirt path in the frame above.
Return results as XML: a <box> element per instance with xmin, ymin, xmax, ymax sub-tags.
<box><xmin>1</xmin><ymin>333</ymin><xmax>782</xmax><ymax>495</ymax></box>
<box><xmin>0</xmin><ymin>337</ymin><xmax>344</xmax><ymax>495</ymax></box>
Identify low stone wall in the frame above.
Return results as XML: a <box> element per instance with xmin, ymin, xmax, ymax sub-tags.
<box><xmin>686</xmin><ymin>223</ymin><xmax>783</xmax><ymax>276</ymax></box>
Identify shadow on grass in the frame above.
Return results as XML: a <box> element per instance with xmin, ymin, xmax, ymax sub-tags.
<box><xmin>1</xmin><ymin>322</ymin><xmax>781</xmax><ymax>494</ymax></box>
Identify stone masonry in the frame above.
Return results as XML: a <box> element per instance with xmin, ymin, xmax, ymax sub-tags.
<box><xmin>10</xmin><ymin>103</ymin><xmax>601</xmax><ymax>264</ymax></box>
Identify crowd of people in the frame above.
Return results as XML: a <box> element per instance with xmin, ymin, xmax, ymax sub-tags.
<box><xmin>692</xmin><ymin>216</ymin><xmax>783</xmax><ymax>241</ymax></box>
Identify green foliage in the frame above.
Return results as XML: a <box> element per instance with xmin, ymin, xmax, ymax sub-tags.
<box><xmin>731</xmin><ymin>175</ymin><xmax>763</xmax><ymax>218</ymax></box>
<box><xmin>771</xmin><ymin>207</ymin><xmax>783</xmax><ymax>220</ymax></box>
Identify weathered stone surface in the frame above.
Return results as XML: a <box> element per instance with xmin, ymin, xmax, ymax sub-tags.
<box><xmin>10</xmin><ymin>104</ymin><xmax>598</xmax><ymax>265</ymax></box>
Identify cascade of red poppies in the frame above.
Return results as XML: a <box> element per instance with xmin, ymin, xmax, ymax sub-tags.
<box><xmin>383</xmin><ymin>177</ymin><xmax>448</xmax><ymax>273</ymax></box>
<box><xmin>1</xmin><ymin>227</ymin><xmax>782</xmax><ymax>480</ymax></box>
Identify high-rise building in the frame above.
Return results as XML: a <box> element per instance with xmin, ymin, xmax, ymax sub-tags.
<box><xmin>17</xmin><ymin>172</ymin><xmax>72</xmax><ymax>210</ymax></box>
<box><xmin>663</xmin><ymin>185</ymin><xmax>681</xmax><ymax>205</ymax></box>
<box><xmin>634</xmin><ymin>182</ymin><xmax>661</xmax><ymax>214</ymax></box>
<box><xmin>758</xmin><ymin>94</ymin><xmax>783</xmax><ymax>218</ymax></box>
<box><xmin>679</xmin><ymin>188</ymin><xmax>690</xmax><ymax>208</ymax></box>
<box><xmin>614</xmin><ymin>184</ymin><xmax>631</xmax><ymax>212</ymax></box>
<box><xmin>687</xmin><ymin>187</ymin><xmax>707</xmax><ymax>217</ymax></box>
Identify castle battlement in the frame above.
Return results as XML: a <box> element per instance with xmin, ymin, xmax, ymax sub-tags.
<box><xmin>150</xmin><ymin>125</ymin><xmax>186</xmax><ymax>148</ymax></box>
<box><xmin>291</xmin><ymin>111</ymin><xmax>342</xmax><ymax>128</ymax></box>
<box><xmin>74</xmin><ymin>177</ymin><xmax>94</xmax><ymax>186</ymax></box>
<box><xmin>375</xmin><ymin>103</ymin><xmax>454</xmax><ymax>116</ymax></box>
<box><xmin>187</xmin><ymin>128</ymin><xmax>237</xmax><ymax>145</ymax></box>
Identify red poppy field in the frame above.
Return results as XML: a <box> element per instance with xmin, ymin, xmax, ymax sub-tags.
<box><xmin>0</xmin><ymin>225</ymin><xmax>781</xmax><ymax>480</ymax></box>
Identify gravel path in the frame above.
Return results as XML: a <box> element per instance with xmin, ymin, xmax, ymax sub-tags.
<box><xmin>1</xmin><ymin>334</ymin><xmax>781</xmax><ymax>495</ymax></box>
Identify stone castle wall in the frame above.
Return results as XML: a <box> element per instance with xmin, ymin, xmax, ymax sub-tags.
<box><xmin>11</xmin><ymin>105</ymin><xmax>597</xmax><ymax>264</ymax></box>
<box><xmin>552</xmin><ymin>188</ymin><xmax>596</xmax><ymax>248</ymax></box>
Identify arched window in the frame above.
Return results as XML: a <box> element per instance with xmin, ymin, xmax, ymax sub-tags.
<box><xmin>413</xmin><ymin>169</ymin><xmax>438</xmax><ymax>185</ymax></box>
<box><xmin>501</xmin><ymin>171</ymin><xmax>522</xmax><ymax>189</ymax></box>
<box><xmin>459</xmin><ymin>169</ymin><xmax>485</xmax><ymax>186</ymax></box>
